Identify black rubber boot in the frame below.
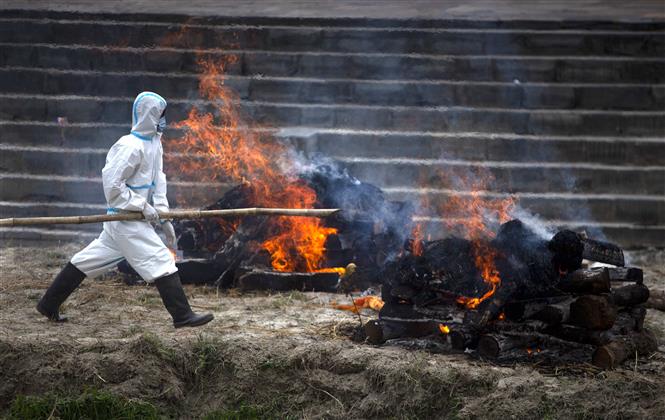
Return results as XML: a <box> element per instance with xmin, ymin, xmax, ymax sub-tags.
<box><xmin>36</xmin><ymin>262</ymin><xmax>86</xmax><ymax>322</ymax></box>
<box><xmin>154</xmin><ymin>272</ymin><xmax>214</xmax><ymax>328</ymax></box>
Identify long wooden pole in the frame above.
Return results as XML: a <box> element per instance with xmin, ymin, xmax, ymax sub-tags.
<box><xmin>0</xmin><ymin>208</ymin><xmax>340</xmax><ymax>227</ymax></box>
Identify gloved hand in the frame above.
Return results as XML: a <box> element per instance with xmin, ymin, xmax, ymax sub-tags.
<box><xmin>142</xmin><ymin>202</ymin><xmax>160</xmax><ymax>223</ymax></box>
<box><xmin>161</xmin><ymin>221</ymin><xmax>177</xmax><ymax>249</ymax></box>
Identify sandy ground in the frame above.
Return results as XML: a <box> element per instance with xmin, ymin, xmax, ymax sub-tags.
<box><xmin>1</xmin><ymin>244</ymin><xmax>665</xmax><ymax>419</ymax></box>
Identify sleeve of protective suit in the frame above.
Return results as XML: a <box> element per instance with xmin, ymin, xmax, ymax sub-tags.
<box><xmin>152</xmin><ymin>142</ymin><xmax>169</xmax><ymax>213</ymax></box>
<box><xmin>102</xmin><ymin>143</ymin><xmax>147</xmax><ymax>211</ymax></box>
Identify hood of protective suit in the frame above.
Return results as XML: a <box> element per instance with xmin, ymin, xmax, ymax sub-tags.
<box><xmin>130</xmin><ymin>92</ymin><xmax>167</xmax><ymax>141</ymax></box>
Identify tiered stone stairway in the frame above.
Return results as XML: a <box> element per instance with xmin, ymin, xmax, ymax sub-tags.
<box><xmin>0</xmin><ymin>10</ymin><xmax>663</xmax><ymax>247</ymax></box>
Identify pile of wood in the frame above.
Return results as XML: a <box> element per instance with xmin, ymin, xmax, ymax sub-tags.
<box><xmin>456</xmin><ymin>266</ymin><xmax>657</xmax><ymax>368</ymax></box>
<box><xmin>365</xmin><ymin>221</ymin><xmax>659</xmax><ymax>369</ymax></box>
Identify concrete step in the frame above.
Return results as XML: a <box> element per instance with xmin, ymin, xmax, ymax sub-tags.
<box><xmin>1</xmin><ymin>145</ymin><xmax>664</xmax><ymax>195</ymax></box>
<box><xmin>1</xmin><ymin>95</ymin><xmax>663</xmax><ymax>136</ymax></box>
<box><xmin>3</xmin><ymin>9</ymin><xmax>665</xmax><ymax>31</ymax></box>
<box><xmin>289</xmin><ymin>131</ymin><xmax>665</xmax><ymax>166</ymax></box>
<box><xmin>3</xmin><ymin>43</ymin><xmax>664</xmax><ymax>83</ymax></box>
<box><xmin>0</xmin><ymin>174</ymin><xmax>230</xmax><ymax>209</ymax></box>
<box><xmin>0</xmin><ymin>227</ymin><xmax>99</xmax><ymax>243</ymax></box>
<box><xmin>3</xmin><ymin>123</ymin><xmax>664</xmax><ymax>166</ymax></box>
<box><xmin>1</xmin><ymin>67</ymin><xmax>663</xmax><ymax>111</ymax></box>
<box><xmin>2</xmin><ymin>188</ymin><xmax>663</xmax><ymax>227</ymax></box>
<box><xmin>385</xmin><ymin>189</ymin><xmax>665</xmax><ymax>228</ymax></box>
<box><xmin>1</xmin><ymin>17</ymin><xmax>663</xmax><ymax>57</ymax></box>
<box><xmin>339</xmin><ymin>158</ymin><xmax>665</xmax><ymax>196</ymax></box>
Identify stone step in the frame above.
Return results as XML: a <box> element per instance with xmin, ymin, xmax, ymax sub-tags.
<box><xmin>1</xmin><ymin>95</ymin><xmax>663</xmax><ymax>136</ymax></box>
<box><xmin>289</xmin><ymin>131</ymin><xmax>665</xmax><ymax>166</ymax></box>
<box><xmin>3</xmin><ymin>43</ymin><xmax>664</xmax><ymax>83</ymax></box>
<box><xmin>3</xmin><ymin>9</ymin><xmax>665</xmax><ymax>31</ymax></box>
<box><xmin>1</xmin><ymin>146</ymin><xmax>664</xmax><ymax>195</ymax></box>
<box><xmin>340</xmin><ymin>159</ymin><xmax>665</xmax><ymax>196</ymax></box>
<box><xmin>4</xmin><ymin>124</ymin><xmax>664</xmax><ymax>167</ymax></box>
<box><xmin>1</xmin><ymin>17</ymin><xmax>663</xmax><ymax>56</ymax></box>
<box><xmin>0</xmin><ymin>227</ymin><xmax>99</xmax><ymax>243</ymax></box>
<box><xmin>0</xmin><ymin>174</ymin><xmax>231</xmax><ymax>209</ymax></box>
<box><xmin>1</xmin><ymin>67</ymin><xmax>663</xmax><ymax>111</ymax></box>
<box><xmin>1</xmin><ymin>189</ymin><xmax>663</xmax><ymax>227</ymax></box>
<box><xmin>3</xmin><ymin>123</ymin><xmax>664</xmax><ymax>166</ymax></box>
<box><xmin>386</xmin><ymin>189</ymin><xmax>665</xmax><ymax>227</ymax></box>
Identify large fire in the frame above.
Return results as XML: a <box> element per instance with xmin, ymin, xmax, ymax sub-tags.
<box><xmin>414</xmin><ymin>170</ymin><xmax>515</xmax><ymax>309</ymax></box>
<box><xmin>167</xmin><ymin>58</ymin><xmax>340</xmax><ymax>273</ymax></box>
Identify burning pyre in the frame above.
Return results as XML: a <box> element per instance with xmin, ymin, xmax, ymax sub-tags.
<box><xmin>116</xmin><ymin>58</ymin><xmax>658</xmax><ymax>370</ymax></box>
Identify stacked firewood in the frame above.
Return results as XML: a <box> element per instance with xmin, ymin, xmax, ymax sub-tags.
<box><xmin>366</xmin><ymin>221</ymin><xmax>659</xmax><ymax>369</ymax></box>
<box><xmin>451</xmin><ymin>266</ymin><xmax>657</xmax><ymax>368</ymax></box>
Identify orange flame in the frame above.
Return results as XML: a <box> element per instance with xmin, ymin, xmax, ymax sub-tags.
<box><xmin>411</xmin><ymin>223</ymin><xmax>425</xmax><ymax>256</ymax></box>
<box><xmin>168</xmin><ymin>58</ymin><xmax>341</xmax><ymax>273</ymax></box>
<box><xmin>439</xmin><ymin>324</ymin><xmax>450</xmax><ymax>334</ymax></box>
<box><xmin>333</xmin><ymin>296</ymin><xmax>384</xmax><ymax>313</ymax></box>
<box><xmin>430</xmin><ymin>170</ymin><xmax>516</xmax><ymax>309</ymax></box>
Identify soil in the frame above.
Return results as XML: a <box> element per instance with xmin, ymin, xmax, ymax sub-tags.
<box><xmin>1</xmin><ymin>243</ymin><xmax>664</xmax><ymax>419</ymax></box>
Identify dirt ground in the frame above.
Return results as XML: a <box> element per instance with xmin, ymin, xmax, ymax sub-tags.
<box><xmin>1</xmin><ymin>244</ymin><xmax>664</xmax><ymax>419</ymax></box>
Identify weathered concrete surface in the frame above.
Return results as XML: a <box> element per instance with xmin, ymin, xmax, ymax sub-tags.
<box><xmin>2</xmin><ymin>0</ymin><xmax>665</xmax><ymax>22</ymax></box>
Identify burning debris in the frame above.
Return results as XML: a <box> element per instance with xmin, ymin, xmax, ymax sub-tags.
<box><xmin>367</xmin><ymin>219</ymin><xmax>656</xmax><ymax>369</ymax></box>
<box><xmin>110</xmin><ymin>59</ymin><xmax>657</xmax><ymax>370</ymax></box>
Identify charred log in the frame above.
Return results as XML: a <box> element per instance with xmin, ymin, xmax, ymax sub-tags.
<box><xmin>607</xmin><ymin>267</ymin><xmax>643</xmax><ymax>284</ymax></box>
<box><xmin>364</xmin><ymin>319</ymin><xmax>435</xmax><ymax>345</ymax></box>
<box><xmin>449</xmin><ymin>328</ymin><xmax>480</xmax><ymax>351</ymax></box>
<box><xmin>531</xmin><ymin>298</ymin><xmax>575</xmax><ymax>325</ymax></box>
<box><xmin>477</xmin><ymin>333</ymin><xmax>540</xmax><ymax>359</ymax></box>
<box><xmin>569</xmin><ymin>295</ymin><xmax>617</xmax><ymax>330</ymax></box>
<box><xmin>581</xmin><ymin>237</ymin><xmax>625</xmax><ymax>267</ymax></box>
<box><xmin>611</xmin><ymin>284</ymin><xmax>650</xmax><ymax>307</ymax></box>
<box><xmin>592</xmin><ymin>329</ymin><xmax>658</xmax><ymax>369</ymax></box>
<box><xmin>236</xmin><ymin>269</ymin><xmax>339</xmax><ymax>292</ymax></box>
<box><xmin>558</xmin><ymin>268</ymin><xmax>610</xmax><ymax>294</ymax></box>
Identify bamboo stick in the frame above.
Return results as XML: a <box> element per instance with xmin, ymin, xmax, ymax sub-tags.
<box><xmin>0</xmin><ymin>208</ymin><xmax>341</xmax><ymax>226</ymax></box>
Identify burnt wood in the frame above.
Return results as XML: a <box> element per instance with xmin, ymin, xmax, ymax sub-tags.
<box><xmin>365</xmin><ymin>319</ymin><xmax>435</xmax><ymax>344</ymax></box>
<box><xmin>558</xmin><ymin>268</ymin><xmax>610</xmax><ymax>294</ymax></box>
<box><xmin>236</xmin><ymin>269</ymin><xmax>339</xmax><ymax>292</ymax></box>
<box><xmin>611</xmin><ymin>283</ymin><xmax>650</xmax><ymax>307</ymax></box>
<box><xmin>592</xmin><ymin>329</ymin><xmax>658</xmax><ymax>369</ymax></box>
<box><xmin>477</xmin><ymin>333</ymin><xmax>540</xmax><ymax>359</ymax></box>
<box><xmin>607</xmin><ymin>267</ymin><xmax>643</xmax><ymax>284</ymax></box>
<box><xmin>531</xmin><ymin>298</ymin><xmax>574</xmax><ymax>325</ymax></box>
<box><xmin>449</xmin><ymin>328</ymin><xmax>480</xmax><ymax>351</ymax></box>
<box><xmin>581</xmin><ymin>237</ymin><xmax>625</xmax><ymax>267</ymax></box>
<box><xmin>569</xmin><ymin>295</ymin><xmax>617</xmax><ymax>330</ymax></box>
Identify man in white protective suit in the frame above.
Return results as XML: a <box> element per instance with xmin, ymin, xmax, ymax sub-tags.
<box><xmin>36</xmin><ymin>92</ymin><xmax>214</xmax><ymax>328</ymax></box>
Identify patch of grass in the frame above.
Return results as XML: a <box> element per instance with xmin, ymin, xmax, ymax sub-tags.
<box><xmin>121</xmin><ymin>323</ymin><xmax>145</xmax><ymax>338</ymax></box>
<box><xmin>135</xmin><ymin>332</ymin><xmax>177</xmax><ymax>362</ymax></box>
<box><xmin>268</xmin><ymin>291</ymin><xmax>310</xmax><ymax>308</ymax></box>
<box><xmin>192</xmin><ymin>334</ymin><xmax>223</xmax><ymax>377</ymax></box>
<box><xmin>137</xmin><ymin>292</ymin><xmax>161</xmax><ymax>306</ymax></box>
<box><xmin>257</xmin><ymin>357</ymin><xmax>289</xmax><ymax>372</ymax></box>
<box><xmin>203</xmin><ymin>402</ymin><xmax>296</xmax><ymax>420</ymax></box>
<box><xmin>7</xmin><ymin>389</ymin><xmax>159</xmax><ymax>420</ymax></box>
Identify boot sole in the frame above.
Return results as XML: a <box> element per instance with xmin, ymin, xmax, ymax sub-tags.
<box><xmin>174</xmin><ymin>314</ymin><xmax>214</xmax><ymax>328</ymax></box>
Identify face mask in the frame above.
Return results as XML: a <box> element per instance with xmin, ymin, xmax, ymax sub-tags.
<box><xmin>156</xmin><ymin>116</ymin><xmax>167</xmax><ymax>133</ymax></box>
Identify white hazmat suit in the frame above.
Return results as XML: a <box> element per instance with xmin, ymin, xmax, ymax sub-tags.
<box><xmin>70</xmin><ymin>92</ymin><xmax>176</xmax><ymax>281</ymax></box>
<box><xmin>37</xmin><ymin>92</ymin><xmax>213</xmax><ymax>328</ymax></box>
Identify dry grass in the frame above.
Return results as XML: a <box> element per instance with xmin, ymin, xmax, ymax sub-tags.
<box><xmin>0</xmin><ymin>244</ymin><xmax>664</xmax><ymax>419</ymax></box>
